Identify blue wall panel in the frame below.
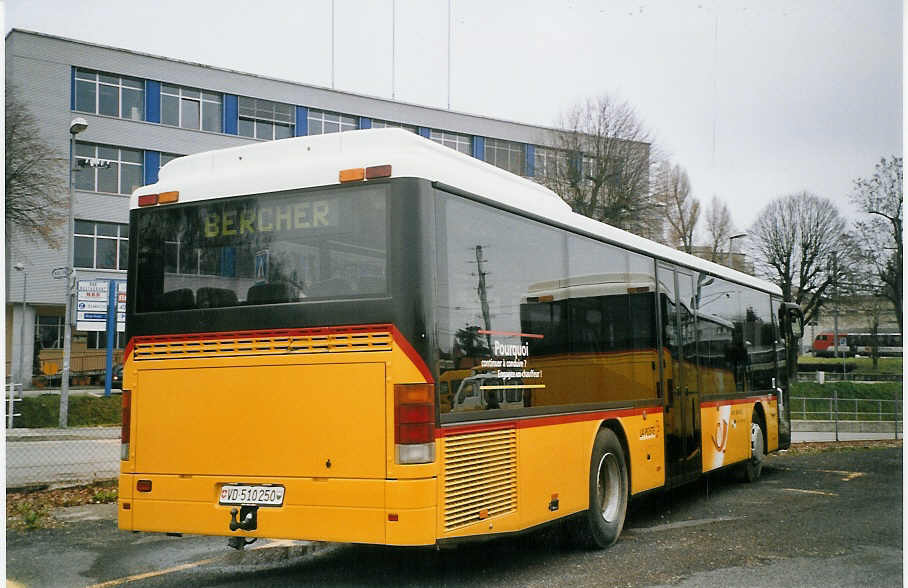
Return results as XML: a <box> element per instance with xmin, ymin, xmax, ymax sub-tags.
<box><xmin>296</xmin><ymin>106</ymin><xmax>309</xmax><ymax>136</ymax></box>
<box><xmin>359</xmin><ymin>117</ymin><xmax>372</xmax><ymax>130</ymax></box>
<box><xmin>224</xmin><ymin>94</ymin><xmax>238</xmax><ymax>135</ymax></box>
<box><xmin>145</xmin><ymin>80</ymin><xmax>161</xmax><ymax>124</ymax></box>
<box><xmin>525</xmin><ymin>144</ymin><xmax>535</xmax><ymax>177</ymax></box>
<box><xmin>472</xmin><ymin>136</ymin><xmax>485</xmax><ymax>160</ymax></box>
<box><xmin>418</xmin><ymin>127</ymin><xmax>431</xmax><ymax>139</ymax></box>
<box><xmin>144</xmin><ymin>151</ymin><xmax>160</xmax><ymax>185</ymax></box>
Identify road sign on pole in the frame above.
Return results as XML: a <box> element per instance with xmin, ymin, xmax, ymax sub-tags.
<box><xmin>76</xmin><ymin>280</ymin><xmax>109</xmax><ymax>331</ymax></box>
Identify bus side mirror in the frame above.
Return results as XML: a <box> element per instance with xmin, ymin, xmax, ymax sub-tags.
<box><xmin>790</xmin><ymin>311</ymin><xmax>803</xmax><ymax>338</ymax></box>
<box><xmin>781</xmin><ymin>303</ymin><xmax>804</xmax><ymax>339</ymax></box>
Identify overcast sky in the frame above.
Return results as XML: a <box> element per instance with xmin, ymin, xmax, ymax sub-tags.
<box><xmin>4</xmin><ymin>0</ymin><xmax>903</xmax><ymax>238</ymax></box>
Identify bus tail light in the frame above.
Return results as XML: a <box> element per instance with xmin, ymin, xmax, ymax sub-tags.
<box><xmin>394</xmin><ymin>383</ymin><xmax>435</xmax><ymax>464</ymax></box>
<box><xmin>138</xmin><ymin>194</ymin><xmax>158</xmax><ymax>206</ymax></box>
<box><xmin>365</xmin><ymin>164</ymin><xmax>391</xmax><ymax>179</ymax></box>
<box><xmin>120</xmin><ymin>390</ymin><xmax>131</xmax><ymax>460</ymax></box>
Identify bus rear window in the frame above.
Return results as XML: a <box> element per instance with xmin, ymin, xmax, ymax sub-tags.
<box><xmin>134</xmin><ymin>185</ymin><xmax>387</xmax><ymax>312</ymax></box>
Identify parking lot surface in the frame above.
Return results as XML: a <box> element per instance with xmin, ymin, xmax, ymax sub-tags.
<box><xmin>6</xmin><ymin>444</ymin><xmax>902</xmax><ymax>587</ymax></box>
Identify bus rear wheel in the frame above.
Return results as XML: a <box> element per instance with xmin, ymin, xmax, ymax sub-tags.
<box><xmin>575</xmin><ymin>427</ymin><xmax>628</xmax><ymax>549</ymax></box>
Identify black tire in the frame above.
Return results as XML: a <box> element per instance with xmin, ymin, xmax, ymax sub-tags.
<box><xmin>574</xmin><ymin>427</ymin><xmax>629</xmax><ymax>549</ymax></box>
<box><xmin>743</xmin><ymin>410</ymin><xmax>765</xmax><ymax>482</ymax></box>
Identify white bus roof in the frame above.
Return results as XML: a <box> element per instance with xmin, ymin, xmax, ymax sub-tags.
<box><xmin>133</xmin><ymin>128</ymin><xmax>781</xmax><ymax>295</ymax></box>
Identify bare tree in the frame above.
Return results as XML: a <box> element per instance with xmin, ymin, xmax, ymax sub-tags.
<box><xmin>850</xmin><ymin>156</ymin><xmax>902</xmax><ymax>333</ymax></box>
<box><xmin>749</xmin><ymin>192</ymin><xmax>851</xmax><ymax>375</ymax></box>
<box><xmin>537</xmin><ymin>95</ymin><xmax>659</xmax><ymax>236</ymax></box>
<box><xmin>655</xmin><ymin>162</ymin><xmax>700</xmax><ymax>253</ymax></box>
<box><xmin>5</xmin><ymin>88</ymin><xmax>67</xmax><ymax>248</ymax></box>
<box><xmin>704</xmin><ymin>195</ymin><xmax>733</xmax><ymax>262</ymax></box>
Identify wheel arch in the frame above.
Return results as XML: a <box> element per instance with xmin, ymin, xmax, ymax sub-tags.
<box><xmin>752</xmin><ymin>401</ymin><xmax>767</xmax><ymax>451</ymax></box>
<box><xmin>600</xmin><ymin>419</ymin><xmax>631</xmax><ymax>498</ymax></box>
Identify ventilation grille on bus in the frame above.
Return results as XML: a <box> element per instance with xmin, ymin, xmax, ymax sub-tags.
<box><xmin>132</xmin><ymin>330</ymin><xmax>392</xmax><ymax>360</ymax></box>
<box><xmin>443</xmin><ymin>428</ymin><xmax>517</xmax><ymax>532</ymax></box>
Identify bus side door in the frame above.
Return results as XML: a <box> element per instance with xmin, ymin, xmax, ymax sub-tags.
<box><xmin>659</xmin><ymin>264</ymin><xmax>701</xmax><ymax>486</ymax></box>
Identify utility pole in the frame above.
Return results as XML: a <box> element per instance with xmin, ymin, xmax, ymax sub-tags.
<box><xmin>62</xmin><ymin>118</ymin><xmax>88</xmax><ymax>427</ymax></box>
<box><xmin>831</xmin><ymin>252</ymin><xmax>839</xmax><ymax>361</ymax></box>
<box><xmin>474</xmin><ymin>245</ymin><xmax>492</xmax><ymax>352</ymax></box>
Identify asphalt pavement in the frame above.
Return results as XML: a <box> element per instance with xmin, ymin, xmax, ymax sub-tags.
<box><xmin>5</xmin><ymin>443</ymin><xmax>902</xmax><ymax>587</ymax></box>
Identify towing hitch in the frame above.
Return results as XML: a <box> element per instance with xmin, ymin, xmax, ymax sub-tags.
<box><xmin>229</xmin><ymin>505</ymin><xmax>258</xmax><ymax>532</ymax></box>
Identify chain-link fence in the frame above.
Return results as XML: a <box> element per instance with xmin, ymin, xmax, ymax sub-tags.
<box><xmin>6</xmin><ymin>383</ymin><xmax>120</xmax><ymax>488</ymax></box>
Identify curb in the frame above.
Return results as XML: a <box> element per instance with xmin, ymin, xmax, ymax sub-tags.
<box><xmin>6</xmin><ymin>426</ymin><xmax>121</xmax><ymax>442</ymax></box>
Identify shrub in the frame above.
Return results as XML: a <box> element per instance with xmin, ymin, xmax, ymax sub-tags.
<box><xmin>16</xmin><ymin>394</ymin><xmax>121</xmax><ymax>428</ymax></box>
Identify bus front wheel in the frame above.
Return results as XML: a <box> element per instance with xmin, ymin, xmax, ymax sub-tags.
<box><xmin>575</xmin><ymin>427</ymin><xmax>628</xmax><ymax>549</ymax></box>
<box><xmin>743</xmin><ymin>410</ymin><xmax>765</xmax><ymax>482</ymax></box>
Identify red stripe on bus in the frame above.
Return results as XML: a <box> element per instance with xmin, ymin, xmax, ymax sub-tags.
<box><xmin>700</xmin><ymin>395</ymin><xmax>776</xmax><ymax>408</ymax></box>
<box><xmin>436</xmin><ymin>405</ymin><xmax>664</xmax><ymax>438</ymax></box>
<box><xmin>129</xmin><ymin>323</ymin><xmax>394</xmax><ymax>346</ymax></box>
<box><xmin>124</xmin><ymin>336</ymin><xmax>135</xmax><ymax>362</ymax></box>
<box><xmin>389</xmin><ymin>325</ymin><xmax>435</xmax><ymax>384</ymax></box>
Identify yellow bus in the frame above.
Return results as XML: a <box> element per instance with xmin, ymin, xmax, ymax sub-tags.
<box><xmin>119</xmin><ymin>129</ymin><xmax>802</xmax><ymax>549</ymax></box>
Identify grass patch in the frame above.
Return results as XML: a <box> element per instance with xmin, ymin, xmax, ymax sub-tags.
<box><xmin>790</xmin><ymin>381</ymin><xmax>902</xmax><ymax>420</ymax></box>
<box><xmin>16</xmin><ymin>394</ymin><xmax>121</xmax><ymax>428</ymax></box>
<box><xmin>798</xmin><ymin>356</ymin><xmax>903</xmax><ymax>374</ymax></box>
<box><xmin>6</xmin><ymin>480</ymin><xmax>118</xmax><ymax>531</ymax></box>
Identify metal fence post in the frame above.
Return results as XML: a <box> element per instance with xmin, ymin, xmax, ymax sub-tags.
<box><xmin>834</xmin><ymin>387</ymin><xmax>839</xmax><ymax>442</ymax></box>
<box><xmin>7</xmin><ymin>382</ymin><xmax>22</xmax><ymax>429</ymax></box>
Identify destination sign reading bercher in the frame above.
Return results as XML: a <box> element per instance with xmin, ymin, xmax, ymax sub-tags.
<box><xmin>203</xmin><ymin>198</ymin><xmax>338</xmax><ymax>238</ymax></box>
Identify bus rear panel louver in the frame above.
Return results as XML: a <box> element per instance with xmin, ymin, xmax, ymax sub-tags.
<box><xmin>443</xmin><ymin>428</ymin><xmax>517</xmax><ymax>532</ymax></box>
<box><xmin>132</xmin><ymin>330</ymin><xmax>392</xmax><ymax>360</ymax></box>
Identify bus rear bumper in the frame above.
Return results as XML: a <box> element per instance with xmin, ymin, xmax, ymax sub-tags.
<box><xmin>118</xmin><ymin>474</ymin><xmax>437</xmax><ymax>546</ymax></box>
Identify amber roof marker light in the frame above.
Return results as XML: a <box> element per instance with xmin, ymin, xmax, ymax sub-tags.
<box><xmin>339</xmin><ymin>168</ymin><xmax>365</xmax><ymax>183</ymax></box>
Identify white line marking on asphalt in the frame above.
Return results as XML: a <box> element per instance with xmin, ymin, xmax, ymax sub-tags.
<box><xmin>815</xmin><ymin>469</ymin><xmax>866</xmax><ymax>481</ymax></box>
<box><xmin>84</xmin><ymin>539</ymin><xmax>293</xmax><ymax>587</ymax></box>
<box><xmin>782</xmin><ymin>488</ymin><xmax>838</xmax><ymax>496</ymax></box>
<box><xmin>85</xmin><ymin>556</ymin><xmax>221</xmax><ymax>588</ymax></box>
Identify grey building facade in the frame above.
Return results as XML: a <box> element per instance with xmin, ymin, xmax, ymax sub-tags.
<box><xmin>4</xmin><ymin>29</ymin><xmax>586</xmax><ymax>385</ymax></box>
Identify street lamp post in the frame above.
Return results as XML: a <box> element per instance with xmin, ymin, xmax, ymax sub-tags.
<box><xmin>14</xmin><ymin>263</ymin><xmax>28</xmax><ymax>389</ymax></box>
<box><xmin>727</xmin><ymin>233</ymin><xmax>747</xmax><ymax>269</ymax></box>
<box><xmin>61</xmin><ymin>117</ymin><xmax>88</xmax><ymax>428</ymax></box>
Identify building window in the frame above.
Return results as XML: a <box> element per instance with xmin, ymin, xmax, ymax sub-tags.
<box><xmin>163</xmin><ymin>239</ymin><xmax>220</xmax><ymax>276</ymax></box>
<box><xmin>371</xmin><ymin>119</ymin><xmax>418</xmax><ymax>133</ymax></box>
<box><xmin>74</xmin><ymin>142</ymin><xmax>144</xmax><ymax>195</ymax></box>
<box><xmin>534</xmin><ymin>146</ymin><xmax>567</xmax><ymax>178</ymax></box>
<box><xmin>160</xmin><ymin>153</ymin><xmax>183</xmax><ymax>169</ymax></box>
<box><xmin>161</xmin><ymin>84</ymin><xmax>222</xmax><ymax>132</ymax></box>
<box><xmin>74</xmin><ymin>220</ymin><xmax>129</xmax><ymax>270</ymax></box>
<box><xmin>238</xmin><ymin>96</ymin><xmax>295</xmax><ymax>140</ymax></box>
<box><xmin>74</xmin><ymin>68</ymin><xmax>145</xmax><ymax>121</ymax></box>
<box><xmin>86</xmin><ymin>331</ymin><xmax>126</xmax><ymax>349</ymax></box>
<box><xmin>307</xmin><ymin>109</ymin><xmax>357</xmax><ymax>135</ymax></box>
<box><xmin>37</xmin><ymin>316</ymin><xmax>64</xmax><ymax>349</ymax></box>
<box><xmin>429</xmin><ymin>129</ymin><xmax>472</xmax><ymax>155</ymax></box>
<box><xmin>485</xmin><ymin>138</ymin><xmax>526</xmax><ymax>175</ymax></box>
